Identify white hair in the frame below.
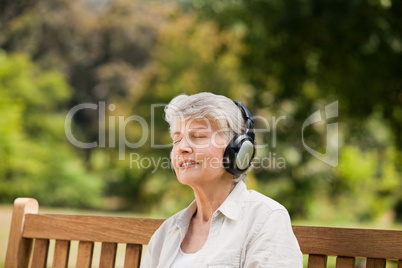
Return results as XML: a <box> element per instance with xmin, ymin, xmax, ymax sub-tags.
<box><xmin>164</xmin><ymin>92</ymin><xmax>250</xmax><ymax>182</ymax></box>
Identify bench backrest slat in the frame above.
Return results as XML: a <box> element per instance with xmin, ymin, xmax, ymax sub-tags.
<box><xmin>99</xmin><ymin>242</ymin><xmax>117</xmax><ymax>268</ymax></box>
<box><xmin>366</xmin><ymin>258</ymin><xmax>386</xmax><ymax>268</ymax></box>
<box><xmin>307</xmin><ymin>254</ymin><xmax>327</xmax><ymax>268</ymax></box>
<box><xmin>335</xmin><ymin>256</ymin><xmax>355</xmax><ymax>268</ymax></box>
<box><xmin>23</xmin><ymin>214</ymin><xmax>164</xmax><ymax>244</ymax></box>
<box><xmin>292</xmin><ymin>225</ymin><xmax>402</xmax><ymax>260</ymax></box>
<box><xmin>31</xmin><ymin>238</ymin><xmax>49</xmax><ymax>268</ymax></box>
<box><xmin>76</xmin><ymin>241</ymin><xmax>94</xmax><ymax>268</ymax></box>
<box><xmin>53</xmin><ymin>240</ymin><xmax>70</xmax><ymax>268</ymax></box>
<box><xmin>124</xmin><ymin>244</ymin><xmax>142</xmax><ymax>268</ymax></box>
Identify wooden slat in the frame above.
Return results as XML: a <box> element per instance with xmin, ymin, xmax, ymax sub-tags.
<box><xmin>366</xmin><ymin>258</ymin><xmax>386</xmax><ymax>268</ymax></box>
<box><xmin>31</xmin><ymin>238</ymin><xmax>49</xmax><ymax>268</ymax></box>
<box><xmin>99</xmin><ymin>242</ymin><xmax>117</xmax><ymax>268</ymax></box>
<box><xmin>52</xmin><ymin>240</ymin><xmax>70</xmax><ymax>268</ymax></box>
<box><xmin>308</xmin><ymin>254</ymin><xmax>327</xmax><ymax>268</ymax></box>
<box><xmin>336</xmin><ymin>256</ymin><xmax>355</xmax><ymax>268</ymax></box>
<box><xmin>124</xmin><ymin>244</ymin><xmax>142</xmax><ymax>268</ymax></box>
<box><xmin>76</xmin><ymin>241</ymin><xmax>94</xmax><ymax>268</ymax></box>
<box><xmin>5</xmin><ymin>198</ymin><xmax>39</xmax><ymax>268</ymax></box>
<box><xmin>398</xmin><ymin>260</ymin><xmax>402</xmax><ymax>268</ymax></box>
<box><xmin>293</xmin><ymin>226</ymin><xmax>402</xmax><ymax>259</ymax></box>
<box><xmin>23</xmin><ymin>214</ymin><xmax>164</xmax><ymax>244</ymax></box>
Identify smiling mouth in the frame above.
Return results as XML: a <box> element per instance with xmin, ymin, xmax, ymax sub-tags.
<box><xmin>179</xmin><ymin>161</ymin><xmax>199</xmax><ymax>168</ymax></box>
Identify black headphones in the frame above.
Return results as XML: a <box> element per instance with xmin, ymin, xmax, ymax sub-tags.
<box><xmin>169</xmin><ymin>100</ymin><xmax>255</xmax><ymax>176</ymax></box>
<box><xmin>223</xmin><ymin>100</ymin><xmax>255</xmax><ymax>175</ymax></box>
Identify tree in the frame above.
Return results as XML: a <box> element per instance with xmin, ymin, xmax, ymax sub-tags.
<box><xmin>178</xmin><ymin>0</ymin><xmax>402</xmax><ymax>221</ymax></box>
<box><xmin>104</xmin><ymin>13</ymin><xmax>251</xmax><ymax>214</ymax></box>
<box><xmin>0</xmin><ymin>51</ymin><xmax>103</xmax><ymax>207</ymax></box>
<box><xmin>0</xmin><ymin>0</ymin><xmax>170</xmax><ymax>167</ymax></box>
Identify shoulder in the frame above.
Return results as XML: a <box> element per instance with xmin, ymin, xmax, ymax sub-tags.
<box><xmin>244</xmin><ymin>188</ymin><xmax>288</xmax><ymax>214</ymax></box>
<box><xmin>241</xmin><ymin>190</ymin><xmax>302</xmax><ymax>263</ymax></box>
<box><xmin>151</xmin><ymin>207</ymin><xmax>184</xmax><ymax>238</ymax></box>
<box><xmin>143</xmin><ymin>207</ymin><xmax>187</xmax><ymax>261</ymax></box>
<box><xmin>150</xmin><ymin>201</ymin><xmax>195</xmax><ymax>241</ymax></box>
<box><xmin>240</xmin><ymin>188</ymin><xmax>295</xmax><ymax>238</ymax></box>
<box><xmin>141</xmin><ymin>207</ymin><xmax>189</xmax><ymax>268</ymax></box>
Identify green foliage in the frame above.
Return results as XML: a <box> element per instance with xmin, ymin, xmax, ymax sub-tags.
<box><xmin>0</xmin><ymin>0</ymin><xmax>173</xmax><ymax>210</ymax></box>
<box><xmin>144</xmin><ymin>15</ymin><xmax>246</xmax><ymax>98</ymax></box>
<box><xmin>181</xmin><ymin>0</ymin><xmax>402</xmax><ymax>222</ymax></box>
<box><xmin>307</xmin><ymin>145</ymin><xmax>401</xmax><ymax>222</ymax></box>
<box><xmin>0</xmin><ymin>0</ymin><xmax>401</xmax><ymax>225</ymax></box>
<box><xmin>0</xmin><ymin>51</ymin><xmax>103</xmax><ymax>208</ymax></box>
<box><xmin>190</xmin><ymin>0</ymin><xmax>402</xmax><ymax>147</ymax></box>
<box><xmin>108</xmin><ymin>13</ymin><xmax>253</xmax><ymax>214</ymax></box>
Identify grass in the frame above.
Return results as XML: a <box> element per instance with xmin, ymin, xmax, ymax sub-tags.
<box><xmin>1</xmin><ymin>204</ymin><xmax>401</xmax><ymax>267</ymax></box>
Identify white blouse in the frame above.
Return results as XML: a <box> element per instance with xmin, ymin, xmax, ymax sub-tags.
<box><xmin>141</xmin><ymin>181</ymin><xmax>303</xmax><ymax>268</ymax></box>
<box><xmin>170</xmin><ymin>248</ymin><xmax>198</xmax><ymax>268</ymax></box>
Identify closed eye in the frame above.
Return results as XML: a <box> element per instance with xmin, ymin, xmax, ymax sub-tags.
<box><xmin>173</xmin><ymin>133</ymin><xmax>207</xmax><ymax>145</ymax></box>
<box><xmin>173</xmin><ymin>138</ymin><xmax>182</xmax><ymax>145</ymax></box>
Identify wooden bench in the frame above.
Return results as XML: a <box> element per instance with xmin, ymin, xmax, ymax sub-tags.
<box><xmin>5</xmin><ymin>198</ymin><xmax>402</xmax><ymax>267</ymax></box>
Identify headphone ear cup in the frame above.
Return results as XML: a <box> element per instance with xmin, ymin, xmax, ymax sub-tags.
<box><xmin>223</xmin><ymin>138</ymin><xmax>236</xmax><ymax>174</ymax></box>
<box><xmin>223</xmin><ymin>135</ymin><xmax>255</xmax><ymax>175</ymax></box>
<box><xmin>235</xmin><ymin>139</ymin><xmax>255</xmax><ymax>170</ymax></box>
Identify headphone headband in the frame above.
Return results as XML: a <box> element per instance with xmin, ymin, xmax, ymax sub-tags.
<box><xmin>233</xmin><ymin>100</ymin><xmax>255</xmax><ymax>140</ymax></box>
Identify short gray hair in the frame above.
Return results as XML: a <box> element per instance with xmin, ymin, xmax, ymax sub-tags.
<box><xmin>164</xmin><ymin>92</ymin><xmax>250</xmax><ymax>182</ymax></box>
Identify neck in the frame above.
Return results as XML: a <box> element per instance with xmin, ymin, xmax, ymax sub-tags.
<box><xmin>192</xmin><ymin>179</ymin><xmax>235</xmax><ymax>223</ymax></box>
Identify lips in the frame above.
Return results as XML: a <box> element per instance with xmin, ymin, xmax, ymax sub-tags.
<box><xmin>179</xmin><ymin>159</ymin><xmax>199</xmax><ymax>168</ymax></box>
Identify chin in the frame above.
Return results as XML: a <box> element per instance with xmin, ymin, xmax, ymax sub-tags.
<box><xmin>178</xmin><ymin>174</ymin><xmax>202</xmax><ymax>185</ymax></box>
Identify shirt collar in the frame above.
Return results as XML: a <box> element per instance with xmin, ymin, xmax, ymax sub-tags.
<box><xmin>216</xmin><ymin>180</ymin><xmax>248</xmax><ymax>221</ymax></box>
<box><xmin>177</xmin><ymin>200</ymin><xmax>197</xmax><ymax>230</ymax></box>
<box><xmin>176</xmin><ymin>180</ymin><xmax>248</xmax><ymax>228</ymax></box>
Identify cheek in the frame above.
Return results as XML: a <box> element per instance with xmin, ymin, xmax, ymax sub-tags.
<box><xmin>207</xmin><ymin>133</ymin><xmax>228</xmax><ymax>151</ymax></box>
<box><xmin>202</xmin><ymin>147</ymin><xmax>226</xmax><ymax>169</ymax></box>
<box><xmin>214</xmin><ymin>134</ymin><xmax>229</xmax><ymax>151</ymax></box>
<box><xmin>170</xmin><ymin>151</ymin><xmax>179</xmax><ymax>168</ymax></box>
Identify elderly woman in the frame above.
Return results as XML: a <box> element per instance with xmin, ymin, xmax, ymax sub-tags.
<box><xmin>142</xmin><ymin>92</ymin><xmax>302</xmax><ymax>267</ymax></box>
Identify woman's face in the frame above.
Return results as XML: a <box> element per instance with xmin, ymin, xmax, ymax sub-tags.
<box><xmin>171</xmin><ymin>118</ymin><xmax>233</xmax><ymax>187</ymax></box>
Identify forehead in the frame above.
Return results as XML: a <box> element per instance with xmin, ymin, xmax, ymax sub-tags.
<box><xmin>172</xmin><ymin>118</ymin><xmax>218</xmax><ymax>134</ymax></box>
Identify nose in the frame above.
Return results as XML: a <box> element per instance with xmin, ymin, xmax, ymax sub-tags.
<box><xmin>176</xmin><ymin>135</ymin><xmax>193</xmax><ymax>155</ymax></box>
<box><xmin>171</xmin><ymin>136</ymin><xmax>193</xmax><ymax>171</ymax></box>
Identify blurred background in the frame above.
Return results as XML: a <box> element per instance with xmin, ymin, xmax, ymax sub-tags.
<box><xmin>0</xmin><ymin>0</ymin><xmax>401</xmax><ymax>266</ymax></box>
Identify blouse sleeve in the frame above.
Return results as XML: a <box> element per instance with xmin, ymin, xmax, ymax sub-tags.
<box><xmin>140</xmin><ymin>222</ymin><xmax>165</xmax><ymax>268</ymax></box>
<box><xmin>244</xmin><ymin>209</ymin><xmax>303</xmax><ymax>268</ymax></box>
<box><xmin>140</xmin><ymin>233</ymin><xmax>155</xmax><ymax>268</ymax></box>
